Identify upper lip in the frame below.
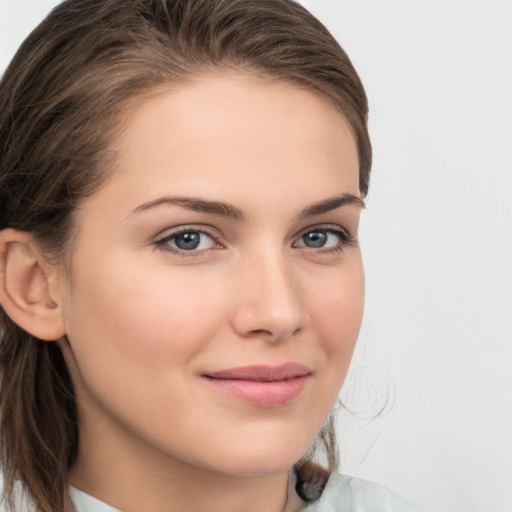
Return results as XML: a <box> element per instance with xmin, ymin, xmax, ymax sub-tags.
<box><xmin>203</xmin><ymin>363</ymin><xmax>311</xmax><ymax>382</ymax></box>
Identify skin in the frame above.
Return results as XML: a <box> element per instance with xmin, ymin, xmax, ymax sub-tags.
<box><xmin>28</xmin><ymin>72</ymin><xmax>364</xmax><ymax>512</ymax></box>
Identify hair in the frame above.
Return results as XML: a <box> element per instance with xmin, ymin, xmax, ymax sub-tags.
<box><xmin>0</xmin><ymin>1</ymin><xmax>371</xmax><ymax>510</ymax></box>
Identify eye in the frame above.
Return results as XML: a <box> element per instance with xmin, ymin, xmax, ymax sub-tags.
<box><xmin>155</xmin><ymin>228</ymin><xmax>217</xmax><ymax>255</ymax></box>
<box><xmin>294</xmin><ymin>226</ymin><xmax>355</xmax><ymax>252</ymax></box>
<box><xmin>300</xmin><ymin>230</ymin><xmax>336</xmax><ymax>248</ymax></box>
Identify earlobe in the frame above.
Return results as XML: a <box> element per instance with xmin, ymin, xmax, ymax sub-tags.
<box><xmin>0</xmin><ymin>228</ymin><xmax>66</xmax><ymax>341</ymax></box>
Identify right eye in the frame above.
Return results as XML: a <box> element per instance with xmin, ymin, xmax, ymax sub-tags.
<box><xmin>154</xmin><ymin>228</ymin><xmax>217</xmax><ymax>255</ymax></box>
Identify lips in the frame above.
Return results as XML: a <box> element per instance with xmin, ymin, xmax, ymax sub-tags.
<box><xmin>202</xmin><ymin>363</ymin><xmax>311</xmax><ymax>407</ymax></box>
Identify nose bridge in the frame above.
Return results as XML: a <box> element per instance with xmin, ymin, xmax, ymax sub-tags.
<box><xmin>232</xmin><ymin>245</ymin><xmax>306</xmax><ymax>340</ymax></box>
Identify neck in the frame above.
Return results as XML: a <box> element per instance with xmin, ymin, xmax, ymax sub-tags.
<box><xmin>70</xmin><ymin>410</ymin><xmax>300</xmax><ymax>512</ymax></box>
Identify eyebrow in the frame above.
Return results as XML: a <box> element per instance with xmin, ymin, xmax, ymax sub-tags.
<box><xmin>131</xmin><ymin>196</ymin><xmax>245</xmax><ymax>220</ymax></box>
<box><xmin>130</xmin><ymin>193</ymin><xmax>365</xmax><ymax>220</ymax></box>
<box><xmin>299</xmin><ymin>193</ymin><xmax>365</xmax><ymax>217</ymax></box>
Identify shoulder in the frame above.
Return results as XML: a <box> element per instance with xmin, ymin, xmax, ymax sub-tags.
<box><xmin>302</xmin><ymin>472</ymin><xmax>414</xmax><ymax>512</ymax></box>
<box><xmin>0</xmin><ymin>479</ymin><xmax>35</xmax><ymax>512</ymax></box>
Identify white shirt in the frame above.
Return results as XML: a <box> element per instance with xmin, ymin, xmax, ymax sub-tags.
<box><xmin>69</xmin><ymin>472</ymin><xmax>414</xmax><ymax>512</ymax></box>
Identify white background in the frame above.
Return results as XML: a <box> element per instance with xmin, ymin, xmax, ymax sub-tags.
<box><xmin>1</xmin><ymin>1</ymin><xmax>511</xmax><ymax>511</ymax></box>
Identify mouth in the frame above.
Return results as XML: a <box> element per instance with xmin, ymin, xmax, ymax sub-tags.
<box><xmin>202</xmin><ymin>363</ymin><xmax>312</xmax><ymax>407</ymax></box>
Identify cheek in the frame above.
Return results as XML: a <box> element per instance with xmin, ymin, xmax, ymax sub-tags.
<box><xmin>317</xmin><ymin>258</ymin><xmax>364</xmax><ymax>329</ymax></box>
<box><xmin>62</xmin><ymin>254</ymin><xmax>228</xmax><ymax>382</ymax></box>
<box><xmin>307</xmin><ymin>258</ymin><xmax>364</xmax><ymax>370</ymax></box>
<box><xmin>60</xmin><ymin>257</ymin><xmax>231</xmax><ymax>441</ymax></box>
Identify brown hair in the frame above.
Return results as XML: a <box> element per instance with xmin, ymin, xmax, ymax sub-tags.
<box><xmin>0</xmin><ymin>1</ymin><xmax>371</xmax><ymax>510</ymax></box>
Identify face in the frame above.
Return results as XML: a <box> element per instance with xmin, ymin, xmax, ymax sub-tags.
<box><xmin>55</xmin><ymin>72</ymin><xmax>364</xmax><ymax>479</ymax></box>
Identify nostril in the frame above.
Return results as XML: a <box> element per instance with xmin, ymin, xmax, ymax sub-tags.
<box><xmin>246</xmin><ymin>328</ymin><xmax>275</xmax><ymax>339</ymax></box>
<box><xmin>247</xmin><ymin>326</ymin><xmax>302</xmax><ymax>341</ymax></box>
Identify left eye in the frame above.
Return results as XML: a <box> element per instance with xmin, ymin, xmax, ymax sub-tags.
<box><xmin>157</xmin><ymin>230</ymin><xmax>216</xmax><ymax>252</ymax></box>
<box><xmin>295</xmin><ymin>229</ymin><xmax>344</xmax><ymax>249</ymax></box>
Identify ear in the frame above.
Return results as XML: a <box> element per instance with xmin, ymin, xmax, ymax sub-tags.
<box><xmin>0</xmin><ymin>228</ymin><xmax>66</xmax><ymax>341</ymax></box>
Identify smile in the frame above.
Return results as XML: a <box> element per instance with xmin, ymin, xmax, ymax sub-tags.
<box><xmin>202</xmin><ymin>363</ymin><xmax>312</xmax><ymax>407</ymax></box>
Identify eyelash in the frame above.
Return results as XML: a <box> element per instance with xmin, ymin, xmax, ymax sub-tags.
<box><xmin>154</xmin><ymin>226</ymin><xmax>220</xmax><ymax>257</ymax></box>
<box><xmin>153</xmin><ymin>224</ymin><xmax>356</xmax><ymax>257</ymax></box>
<box><xmin>293</xmin><ymin>225</ymin><xmax>357</xmax><ymax>255</ymax></box>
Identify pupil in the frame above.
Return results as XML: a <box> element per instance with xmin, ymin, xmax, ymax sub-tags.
<box><xmin>175</xmin><ymin>232</ymin><xmax>200</xmax><ymax>250</ymax></box>
<box><xmin>304</xmin><ymin>231</ymin><xmax>327</xmax><ymax>248</ymax></box>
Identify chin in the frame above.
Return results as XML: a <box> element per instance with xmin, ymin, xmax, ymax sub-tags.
<box><xmin>213</xmin><ymin>458</ymin><xmax>298</xmax><ymax>478</ymax></box>
<box><xmin>197</xmin><ymin>438</ymin><xmax>310</xmax><ymax>478</ymax></box>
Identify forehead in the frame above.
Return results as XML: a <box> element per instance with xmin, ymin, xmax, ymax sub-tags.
<box><xmin>121</xmin><ymin>73</ymin><xmax>356</xmax><ymax>175</ymax></box>
<box><xmin>79</xmin><ymin>72</ymin><xmax>359</xmax><ymax>223</ymax></box>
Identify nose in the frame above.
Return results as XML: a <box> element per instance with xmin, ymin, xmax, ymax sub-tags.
<box><xmin>230</xmin><ymin>251</ymin><xmax>308</xmax><ymax>342</ymax></box>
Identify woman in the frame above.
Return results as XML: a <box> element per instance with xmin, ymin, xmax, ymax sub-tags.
<box><xmin>0</xmin><ymin>1</ymin><xmax>413</xmax><ymax>511</ymax></box>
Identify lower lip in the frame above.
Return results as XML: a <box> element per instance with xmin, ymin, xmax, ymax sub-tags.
<box><xmin>203</xmin><ymin>375</ymin><xmax>309</xmax><ymax>407</ymax></box>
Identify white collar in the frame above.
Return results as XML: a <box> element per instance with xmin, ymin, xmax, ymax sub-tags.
<box><xmin>70</xmin><ymin>470</ymin><xmax>308</xmax><ymax>512</ymax></box>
